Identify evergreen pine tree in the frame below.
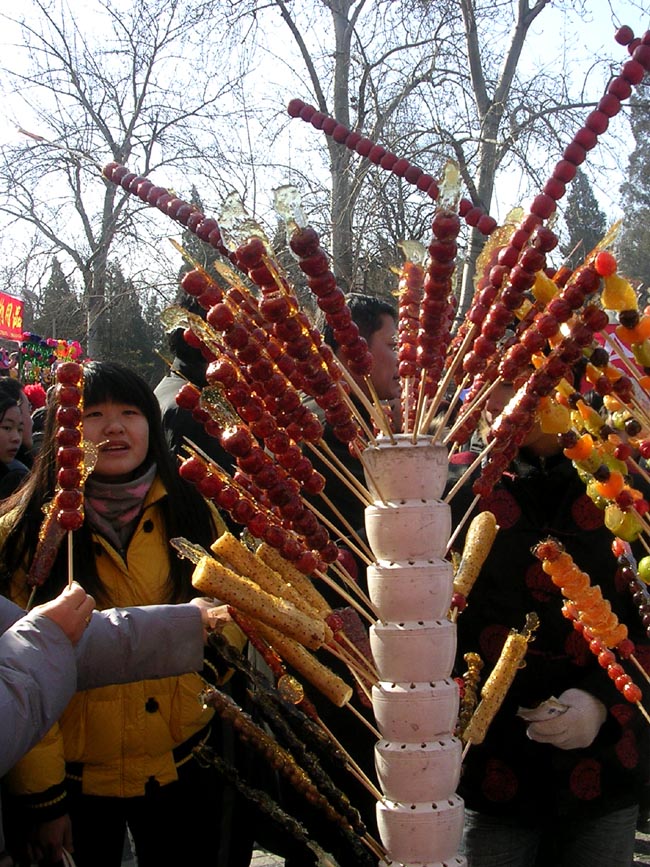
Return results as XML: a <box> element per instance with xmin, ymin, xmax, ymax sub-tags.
<box><xmin>618</xmin><ymin>81</ymin><xmax>650</xmax><ymax>307</ymax></box>
<box><xmin>33</xmin><ymin>257</ymin><xmax>86</xmax><ymax>345</ymax></box>
<box><xmin>101</xmin><ymin>262</ymin><xmax>164</xmax><ymax>383</ymax></box>
<box><xmin>562</xmin><ymin>170</ymin><xmax>607</xmax><ymax>269</ymax></box>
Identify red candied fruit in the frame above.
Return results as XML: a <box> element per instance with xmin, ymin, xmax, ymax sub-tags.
<box><xmin>56</xmin><ymin>362</ymin><xmax>84</xmax><ymax>387</ymax></box>
<box><xmin>287</xmin><ymin>99</ymin><xmax>306</xmax><ymax>117</ymax></box>
<box><xmin>585</xmin><ymin>110</ymin><xmax>609</xmax><ymax>135</ymax></box>
<box><xmin>451</xmin><ymin>592</ymin><xmax>467</xmax><ymax>613</ymax></box>
<box><xmin>534</xmin><ymin>539</ymin><xmax>563</xmax><ymax>561</ymax></box>
<box><xmin>543</xmin><ymin>177</ymin><xmax>566</xmax><ymax>201</ymax></box>
<box><xmin>553</xmin><ymin>160</ymin><xmax>577</xmax><ymax>184</ymax></box>
<box><xmin>594</xmin><ymin>251</ymin><xmax>617</xmax><ymax>276</ymax></box>
<box><xmin>332</xmin><ymin>124</ymin><xmax>350</xmax><ymax>143</ymax></box>
<box><xmin>57</xmin><ymin>510</ymin><xmax>84</xmax><ymax>531</ymax></box>
<box><xmin>615</xmin><ymin>25</ymin><xmax>634</xmax><ymax>46</ymax></box>
<box><xmin>633</xmin><ymin>44</ymin><xmax>650</xmax><ymax>69</ymax></box>
<box><xmin>477</xmin><ymin>215</ymin><xmax>498</xmax><ymax>235</ymax></box>
<box><xmin>622</xmin><ymin>59</ymin><xmax>645</xmax><ymax>85</ymax></box>
<box><xmin>355</xmin><ymin>138</ymin><xmax>373</xmax><ymax>157</ymax></box>
<box><xmin>179</xmin><ymin>456</ymin><xmax>208</xmax><ymax>483</ymax></box>
<box><xmin>289</xmin><ymin>227</ymin><xmax>320</xmax><ymax>257</ymax></box>
<box><xmin>623</xmin><ymin>681</ymin><xmax>642</xmax><ymax>703</ymax></box>
<box><xmin>598</xmin><ymin>94</ymin><xmax>622</xmax><ymax>118</ymax></box>
<box><xmin>181</xmin><ymin>269</ymin><xmax>209</xmax><ymax>297</ymax></box>
<box><xmin>529</xmin><ymin>194</ymin><xmax>556</xmax><ymax>220</ymax></box>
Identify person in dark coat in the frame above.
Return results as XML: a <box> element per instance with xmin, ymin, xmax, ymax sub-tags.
<box><xmin>306</xmin><ymin>292</ymin><xmax>399</xmax><ymax>542</ymax></box>
<box><xmin>448</xmin><ymin>382</ymin><xmax>650</xmax><ymax>867</ymax></box>
<box><xmin>278</xmin><ymin>294</ymin><xmax>399</xmax><ymax>867</ymax></box>
<box><xmin>154</xmin><ymin>293</ymin><xmax>234</xmax><ymax>474</ymax></box>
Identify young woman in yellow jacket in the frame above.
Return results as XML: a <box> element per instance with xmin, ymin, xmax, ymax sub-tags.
<box><xmin>0</xmin><ymin>361</ymin><xmax>248</xmax><ymax>867</ymax></box>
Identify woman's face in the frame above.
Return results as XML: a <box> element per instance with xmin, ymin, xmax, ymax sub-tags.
<box><xmin>82</xmin><ymin>401</ymin><xmax>150</xmax><ymax>482</ymax></box>
<box><xmin>0</xmin><ymin>405</ymin><xmax>24</xmax><ymax>465</ymax></box>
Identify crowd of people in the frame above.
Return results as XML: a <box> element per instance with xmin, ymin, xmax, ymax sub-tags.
<box><xmin>0</xmin><ymin>286</ymin><xmax>648</xmax><ymax>867</ymax></box>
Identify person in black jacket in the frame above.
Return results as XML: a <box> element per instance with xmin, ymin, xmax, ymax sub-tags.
<box><xmin>307</xmin><ymin>292</ymin><xmax>399</xmax><ymax>541</ymax></box>
<box><xmin>154</xmin><ymin>293</ymin><xmax>234</xmax><ymax>474</ymax></box>
<box><xmin>448</xmin><ymin>382</ymin><xmax>650</xmax><ymax>867</ymax></box>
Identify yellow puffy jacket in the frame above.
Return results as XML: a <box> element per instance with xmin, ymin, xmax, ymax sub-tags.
<box><xmin>6</xmin><ymin>477</ymin><xmax>241</xmax><ymax>802</ymax></box>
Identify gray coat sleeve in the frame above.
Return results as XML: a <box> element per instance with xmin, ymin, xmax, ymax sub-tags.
<box><xmin>75</xmin><ymin>603</ymin><xmax>204</xmax><ymax>689</ymax></box>
<box><xmin>0</xmin><ymin>602</ymin><xmax>203</xmax><ymax>776</ymax></box>
<box><xmin>0</xmin><ymin>608</ymin><xmax>77</xmax><ymax>777</ymax></box>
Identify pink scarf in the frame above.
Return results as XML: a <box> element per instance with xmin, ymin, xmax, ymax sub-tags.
<box><xmin>84</xmin><ymin>463</ymin><xmax>157</xmax><ymax>552</ymax></box>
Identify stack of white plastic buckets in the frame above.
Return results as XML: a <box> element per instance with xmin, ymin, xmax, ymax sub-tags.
<box><xmin>362</xmin><ymin>434</ymin><xmax>466</xmax><ymax>867</ymax></box>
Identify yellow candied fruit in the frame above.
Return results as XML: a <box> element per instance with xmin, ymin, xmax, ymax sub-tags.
<box><xmin>602</xmin><ymin>274</ymin><xmax>638</xmax><ymax>311</ymax></box>
<box><xmin>532</xmin><ymin>271</ymin><xmax>558</xmax><ymax>305</ymax></box>
<box><xmin>603</xmin><ymin>394</ymin><xmax>624</xmax><ymax>414</ymax></box>
<box><xmin>538</xmin><ymin>397</ymin><xmax>571</xmax><ymax>434</ymax></box>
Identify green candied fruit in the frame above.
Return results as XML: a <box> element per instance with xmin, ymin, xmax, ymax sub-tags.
<box><xmin>604</xmin><ymin>503</ymin><xmax>643</xmax><ymax>542</ymax></box>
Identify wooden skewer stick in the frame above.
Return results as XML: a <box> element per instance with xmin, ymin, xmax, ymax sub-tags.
<box><xmin>325</xmin><ymin>640</ymin><xmax>378</xmax><ymax>687</ymax></box>
<box><xmin>432</xmin><ymin>375</ymin><xmax>470</xmax><ymax>445</ymax></box>
<box><xmin>336</xmin><ymin>365</ymin><xmax>383</xmax><ymax>440</ymax></box>
<box><xmin>631</xmin><ymin>458</ymin><xmax>650</xmax><ymax>488</ymax></box>
<box><xmin>317</xmin><ymin>719</ymin><xmax>384</xmax><ymax>802</ymax></box>
<box><xmin>401</xmin><ymin>375</ymin><xmax>413</xmax><ymax>436</ymax></box>
<box><xmin>346</xmin><ymin>699</ymin><xmax>382</xmax><ymax>739</ymax></box>
<box><xmin>639</xmin><ymin>535</ymin><xmax>650</xmax><ymax>558</ymax></box>
<box><xmin>630</xmin><ymin>654</ymin><xmax>650</xmax><ymax>685</ymax></box>
<box><xmin>363</xmin><ymin>833</ymin><xmax>388</xmax><ymax>863</ymax></box>
<box><xmin>636</xmin><ymin>702</ymin><xmax>650</xmax><ymax>726</ymax></box>
<box><xmin>326</xmin><ymin>635</ymin><xmax>380</xmax><ymax>687</ymax></box>
<box><xmin>337</xmin><ymin>631</ymin><xmax>380</xmax><ymax>683</ymax></box>
<box><xmin>327</xmin><ymin>559</ymin><xmax>382</xmax><ymax>620</ymax></box>
<box><xmin>306</xmin><ymin>440</ymin><xmax>373</xmax><ymax>506</ymax></box>
<box><xmin>442</xmin><ymin>375</ymin><xmax>500</xmax><ymax>446</ymax></box>
<box><xmin>335</xmin><ymin>384</ymin><xmax>379</xmax><ymax>448</ymax></box>
<box><xmin>628</xmin><ymin>396</ymin><xmax>650</xmax><ymax>432</ymax></box>
<box><xmin>418</xmin><ymin>323</ymin><xmax>478</xmax><ymax>436</ymax></box>
<box><xmin>302</xmin><ymin>494</ymin><xmax>375</xmax><ymax>566</ymax></box>
<box><xmin>411</xmin><ymin>372</ymin><xmax>429</xmax><ymax>443</ymax></box>
<box><xmin>446</xmin><ymin>493</ymin><xmax>481</xmax><ymax>555</ymax></box>
<box><xmin>67</xmin><ymin>532</ymin><xmax>74</xmax><ymax>590</ymax></box>
<box><xmin>365</xmin><ymin>376</ymin><xmax>395</xmax><ymax>441</ymax></box>
<box><xmin>314</xmin><ymin>568</ymin><xmax>377</xmax><ymax>625</ymax></box>
<box><xmin>351</xmin><ymin>440</ymin><xmax>387</xmax><ymax>506</ymax></box>
<box><xmin>605</xmin><ymin>332</ymin><xmax>645</xmax><ymax>384</ymax></box>
<box><xmin>444</xmin><ymin>439</ymin><xmax>496</xmax><ymax>504</ymax></box>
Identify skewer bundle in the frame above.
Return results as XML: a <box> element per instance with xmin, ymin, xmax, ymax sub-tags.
<box><xmin>96</xmin><ymin>22</ymin><xmax>650</xmax><ymax>865</ymax></box>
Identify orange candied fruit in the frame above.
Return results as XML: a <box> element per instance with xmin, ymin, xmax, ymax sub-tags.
<box><xmin>563</xmin><ymin>433</ymin><xmax>594</xmax><ymax>461</ymax></box>
<box><xmin>594</xmin><ymin>471</ymin><xmax>626</xmax><ymax>500</ymax></box>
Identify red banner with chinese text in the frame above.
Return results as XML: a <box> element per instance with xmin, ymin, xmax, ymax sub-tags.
<box><xmin>0</xmin><ymin>292</ymin><xmax>24</xmax><ymax>341</ymax></box>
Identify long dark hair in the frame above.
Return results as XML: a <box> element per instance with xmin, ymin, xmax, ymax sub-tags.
<box><xmin>0</xmin><ymin>361</ymin><xmax>216</xmax><ymax>605</ymax></box>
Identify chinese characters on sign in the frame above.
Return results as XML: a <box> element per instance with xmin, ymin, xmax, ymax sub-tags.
<box><xmin>0</xmin><ymin>292</ymin><xmax>24</xmax><ymax>341</ymax></box>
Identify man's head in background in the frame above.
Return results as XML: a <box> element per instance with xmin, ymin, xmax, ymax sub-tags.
<box><xmin>166</xmin><ymin>291</ymin><xmax>210</xmax><ymax>387</ymax></box>
<box><xmin>322</xmin><ymin>293</ymin><xmax>399</xmax><ymax>401</ymax></box>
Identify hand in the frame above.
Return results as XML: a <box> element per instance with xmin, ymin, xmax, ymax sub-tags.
<box><xmin>527</xmin><ymin>688</ymin><xmax>607</xmax><ymax>750</ymax></box>
<box><xmin>32</xmin><ymin>582</ymin><xmax>96</xmax><ymax>646</ymax></box>
<box><xmin>27</xmin><ymin>814</ymin><xmax>72</xmax><ymax>865</ymax></box>
<box><xmin>189</xmin><ymin>597</ymin><xmax>232</xmax><ymax>643</ymax></box>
